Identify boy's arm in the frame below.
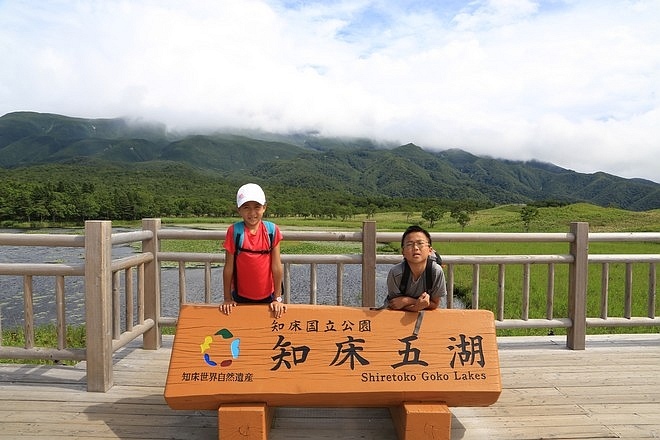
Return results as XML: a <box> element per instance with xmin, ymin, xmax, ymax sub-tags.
<box><xmin>220</xmin><ymin>250</ymin><xmax>237</xmax><ymax>315</ymax></box>
<box><xmin>271</xmin><ymin>243</ymin><xmax>283</xmax><ymax>298</ymax></box>
<box><xmin>426</xmin><ymin>295</ymin><xmax>440</xmax><ymax>310</ymax></box>
<box><xmin>269</xmin><ymin>243</ymin><xmax>286</xmax><ymax>318</ymax></box>
<box><xmin>390</xmin><ymin>293</ymin><xmax>435</xmax><ymax>311</ymax></box>
<box><xmin>222</xmin><ymin>251</ymin><xmax>235</xmax><ymax>302</ymax></box>
<box><xmin>388</xmin><ymin>295</ymin><xmax>416</xmax><ymax>310</ymax></box>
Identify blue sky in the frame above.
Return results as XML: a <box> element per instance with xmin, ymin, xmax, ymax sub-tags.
<box><xmin>1</xmin><ymin>0</ymin><xmax>658</xmax><ymax>183</ymax></box>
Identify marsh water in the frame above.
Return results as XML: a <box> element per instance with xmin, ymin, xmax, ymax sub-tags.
<box><xmin>0</xmin><ymin>229</ymin><xmax>391</xmax><ymax>328</ymax></box>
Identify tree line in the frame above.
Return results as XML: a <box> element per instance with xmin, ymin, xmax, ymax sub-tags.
<box><xmin>1</xmin><ymin>162</ymin><xmax>564</xmax><ymax>228</ymax></box>
<box><xmin>0</xmin><ymin>164</ymin><xmax>498</xmax><ymax>225</ymax></box>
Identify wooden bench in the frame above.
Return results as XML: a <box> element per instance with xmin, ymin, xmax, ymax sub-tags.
<box><xmin>165</xmin><ymin>304</ymin><xmax>501</xmax><ymax>440</ymax></box>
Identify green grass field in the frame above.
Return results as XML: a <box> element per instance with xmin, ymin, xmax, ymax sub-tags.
<box><xmin>158</xmin><ymin>202</ymin><xmax>660</xmax><ymax>233</ymax></box>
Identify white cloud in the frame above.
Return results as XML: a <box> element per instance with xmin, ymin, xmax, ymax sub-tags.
<box><xmin>0</xmin><ymin>0</ymin><xmax>658</xmax><ymax>182</ymax></box>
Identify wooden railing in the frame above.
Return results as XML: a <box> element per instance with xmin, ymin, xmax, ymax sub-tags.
<box><xmin>1</xmin><ymin>219</ymin><xmax>658</xmax><ymax>392</ymax></box>
<box><xmin>0</xmin><ymin>221</ymin><xmax>159</xmax><ymax>391</ymax></box>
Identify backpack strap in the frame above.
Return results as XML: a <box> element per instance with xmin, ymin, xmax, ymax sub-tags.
<box><xmin>398</xmin><ymin>261</ymin><xmax>411</xmax><ymax>295</ymax></box>
<box><xmin>424</xmin><ymin>259</ymin><xmax>434</xmax><ymax>294</ymax></box>
<box><xmin>234</xmin><ymin>221</ymin><xmax>276</xmax><ymax>255</ymax></box>
<box><xmin>263</xmin><ymin>221</ymin><xmax>276</xmax><ymax>251</ymax></box>
<box><xmin>231</xmin><ymin>221</ymin><xmax>277</xmax><ymax>297</ymax></box>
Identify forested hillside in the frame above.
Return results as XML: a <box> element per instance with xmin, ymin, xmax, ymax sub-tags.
<box><xmin>0</xmin><ymin>111</ymin><xmax>658</xmax><ymax>223</ymax></box>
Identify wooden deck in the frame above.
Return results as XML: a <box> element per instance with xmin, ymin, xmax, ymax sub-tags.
<box><xmin>1</xmin><ymin>333</ymin><xmax>659</xmax><ymax>440</ymax></box>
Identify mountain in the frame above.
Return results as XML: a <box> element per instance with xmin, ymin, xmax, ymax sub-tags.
<box><xmin>1</xmin><ymin>111</ymin><xmax>658</xmax><ymax>211</ymax></box>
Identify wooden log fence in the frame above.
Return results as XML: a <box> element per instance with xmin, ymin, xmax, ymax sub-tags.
<box><xmin>0</xmin><ymin>219</ymin><xmax>659</xmax><ymax>391</ymax></box>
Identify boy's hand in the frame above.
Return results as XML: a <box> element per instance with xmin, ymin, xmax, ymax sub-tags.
<box><xmin>416</xmin><ymin>292</ymin><xmax>430</xmax><ymax>309</ymax></box>
<box><xmin>270</xmin><ymin>301</ymin><xmax>287</xmax><ymax>318</ymax></box>
<box><xmin>219</xmin><ymin>301</ymin><xmax>237</xmax><ymax>315</ymax></box>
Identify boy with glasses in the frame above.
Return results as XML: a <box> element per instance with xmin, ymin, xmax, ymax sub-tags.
<box><xmin>384</xmin><ymin>225</ymin><xmax>447</xmax><ymax>311</ymax></box>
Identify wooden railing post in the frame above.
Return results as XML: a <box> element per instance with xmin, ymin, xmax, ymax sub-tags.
<box><xmin>361</xmin><ymin>220</ymin><xmax>377</xmax><ymax>307</ymax></box>
<box><xmin>142</xmin><ymin>218</ymin><xmax>162</xmax><ymax>350</ymax></box>
<box><xmin>84</xmin><ymin>220</ymin><xmax>113</xmax><ymax>392</ymax></box>
<box><xmin>567</xmin><ymin>222</ymin><xmax>589</xmax><ymax>350</ymax></box>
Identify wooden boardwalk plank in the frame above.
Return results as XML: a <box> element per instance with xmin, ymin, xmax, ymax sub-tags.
<box><xmin>1</xmin><ymin>333</ymin><xmax>659</xmax><ymax>439</ymax></box>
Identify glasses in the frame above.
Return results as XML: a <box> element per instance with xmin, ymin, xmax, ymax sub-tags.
<box><xmin>403</xmin><ymin>240</ymin><xmax>429</xmax><ymax>250</ymax></box>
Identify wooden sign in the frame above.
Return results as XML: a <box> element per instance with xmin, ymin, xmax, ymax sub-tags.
<box><xmin>164</xmin><ymin>304</ymin><xmax>501</xmax><ymax>410</ymax></box>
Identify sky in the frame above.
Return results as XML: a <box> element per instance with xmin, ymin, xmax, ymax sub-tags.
<box><xmin>1</xmin><ymin>0</ymin><xmax>659</xmax><ymax>183</ymax></box>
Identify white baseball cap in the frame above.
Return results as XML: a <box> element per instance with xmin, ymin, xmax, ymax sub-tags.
<box><xmin>236</xmin><ymin>183</ymin><xmax>266</xmax><ymax>207</ymax></box>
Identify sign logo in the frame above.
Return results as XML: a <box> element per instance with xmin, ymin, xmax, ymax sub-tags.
<box><xmin>200</xmin><ymin>328</ymin><xmax>240</xmax><ymax>367</ymax></box>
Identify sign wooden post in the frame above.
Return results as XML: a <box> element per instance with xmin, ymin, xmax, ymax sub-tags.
<box><xmin>165</xmin><ymin>304</ymin><xmax>501</xmax><ymax>440</ymax></box>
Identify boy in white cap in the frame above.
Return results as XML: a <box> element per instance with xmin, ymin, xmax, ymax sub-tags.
<box><xmin>219</xmin><ymin>183</ymin><xmax>286</xmax><ymax>318</ymax></box>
